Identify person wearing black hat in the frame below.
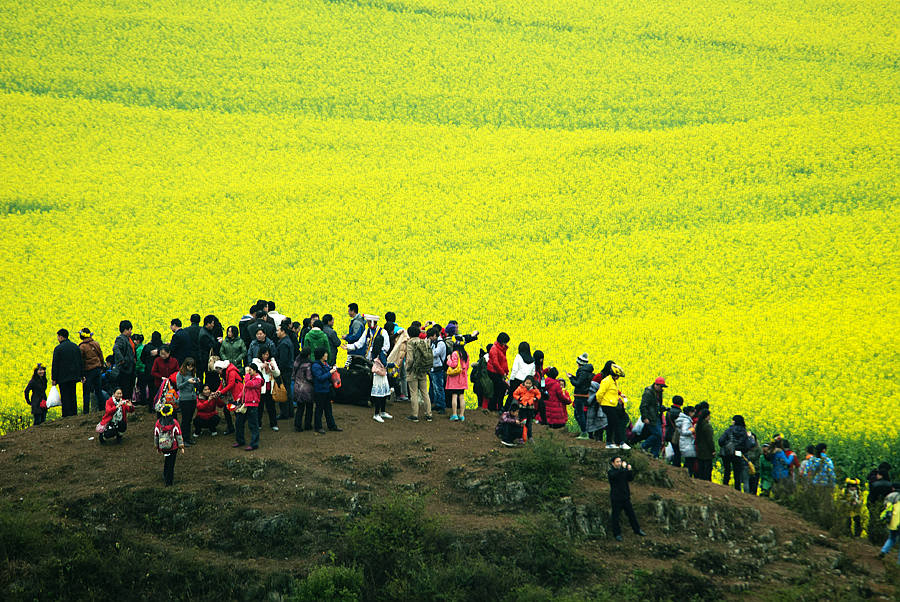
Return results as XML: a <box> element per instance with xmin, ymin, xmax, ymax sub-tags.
<box><xmin>665</xmin><ymin>395</ymin><xmax>684</xmax><ymax>466</ymax></box>
<box><xmin>51</xmin><ymin>328</ymin><xmax>82</xmax><ymax>417</ymax></box>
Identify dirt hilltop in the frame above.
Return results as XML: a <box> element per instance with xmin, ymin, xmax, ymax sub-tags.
<box><xmin>0</xmin><ymin>402</ymin><xmax>896</xmax><ymax>601</ymax></box>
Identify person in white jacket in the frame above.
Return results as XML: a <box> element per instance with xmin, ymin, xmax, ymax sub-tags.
<box><xmin>676</xmin><ymin>406</ymin><xmax>697</xmax><ymax>478</ymax></box>
<box><xmin>505</xmin><ymin>341</ymin><xmax>535</xmax><ymax>410</ymax></box>
<box><xmin>253</xmin><ymin>351</ymin><xmax>281</xmax><ymax>431</ymax></box>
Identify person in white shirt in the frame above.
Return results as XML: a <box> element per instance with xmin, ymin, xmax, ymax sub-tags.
<box><xmin>254</xmin><ymin>351</ymin><xmax>281</xmax><ymax>431</ymax></box>
<box><xmin>505</xmin><ymin>341</ymin><xmax>535</xmax><ymax>410</ymax></box>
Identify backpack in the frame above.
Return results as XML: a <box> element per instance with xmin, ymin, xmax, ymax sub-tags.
<box><xmin>411</xmin><ymin>340</ymin><xmax>432</xmax><ymax>374</ymax></box>
<box><xmin>156</xmin><ymin>421</ymin><xmax>178</xmax><ymax>452</ymax></box>
<box><xmin>721</xmin><ymin>430</ymin><xmax>736</xmax><ymax>457</ymax></box>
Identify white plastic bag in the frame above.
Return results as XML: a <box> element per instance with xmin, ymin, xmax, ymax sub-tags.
<box><xmin>46</xmin><ymin>386</ymin><xmax>61</xmax><ymax>408</ymax></box>
<box><xmin>665</xmin><ymin>442</ymin><xmax>675</xmax><ymax>461</ymax></box>
<box><xmin>632</xmin><ymin>420</ymin><xmax>645</xmax><ymax>436</ymax></box>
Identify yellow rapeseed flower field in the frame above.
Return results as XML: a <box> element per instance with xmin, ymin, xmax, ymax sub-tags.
<box><xmin>0</xmin><ymin>0</ymin><xmax>897</xmax><ymax>472</ymax></box>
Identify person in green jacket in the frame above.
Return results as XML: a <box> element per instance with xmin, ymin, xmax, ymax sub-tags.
<box><xmin>302</xmin><ymin>321</ymin><xmax>330</xmax><ymax>357</ymax></box>
<box><xmin>219</xmin><ymin>326</ymin><xmax>247</xmax><ymax>371</ymax></box>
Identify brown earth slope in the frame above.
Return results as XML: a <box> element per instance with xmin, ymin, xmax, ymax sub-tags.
<box><xmin>0</xmin><ymin>402</ymin><xmax>897</xmax><ymax>601</ymax></box>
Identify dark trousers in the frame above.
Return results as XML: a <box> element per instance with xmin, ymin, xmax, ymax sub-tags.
<box><xmin>670</xmin><ymin>442</ymin><xmax>682</xmax><ymax>467</ymax></box>
<box><xmin>488</xmin><ymin>373</ymin><xmax>507</xmax><ymax>412</ymax></box>
<box><xmin>749</xmin><ymin>473</ymin><xmax>760</xmax><ymax>495</ymax></box>
<box><xmin>500</xmin><ymin>421</ymin><xmax>523</xmax><ymax>443</ymax></box>
<box><xmin>193</xmin><ymin>415</ymin><xmax>220</xmax><ymax>433</ymax></box>
<box><xmin>504</xmin><ymin>378</ymin><xmax>523</xmax><ymax>411</ymax></box>
<box><xmin>235</xmin><ymin>406</ymin><xmax>259</xmax><ymax>447</ymax></box>
<box><xmin>82</xmin><ymin>368</ymin><xmax>104</xmax><ymax>413</ymax></box>
<box><xmin>603</xmin><ymin>405</ymin><xmax>622</xmax><ymax>444</ymax></box>
<box><xmin>117</xmin><ymin>373</ymin><xmax>135</xmax><ymax>401</ymax></box>
<box><xmin>180</xmin><ymin>399</ymin><xmax>196</xmax><ymax>440</ymax></box>
<box><xmin>372</xmin><ymin>395</ymin><xmax>388</xmax><ymax>415</ymax></box>
<box><xmin>685</xmin><ymin>457</ymin><xmax>697</xmax><ymax>478</ymax></box>
<box><xmin>32</xmin><ymin>410</ymin><xmax>47</xmax><ymax>426</ymax></box>
<box><xmin>204</xmin><ymin>370</ymin><xmax>220</xmax><ymax>390</ymax></box>
<box><xmin>100</xmin><ymin>420</ymin><xmax>126</xmax><ymax>442</ymax></box>
<box><xmin>696</xmin><ymin>458</ymin><xmax>713</xmax><ymax>481</ymax></box>
<box><xmin>258</xmin><ymin>393</ymin><xmax>277</xmax><ymax>428</ymax></box>
<box><xmin>520</xmin><ymin>407</ymin><xmax>535</xmax><ymax>440</ymax></box>
<box><xmin>610</xmin><ymin>498</ymin><xmax>641</xmax><ymax>537</ymax></box>
<box><xmin>163</xmin><ymin>452</ymin><xmax>177</xmax><ymax>486</ymax></box>
<box><xmin>59</xmin><ymin>381</ymin><xmax>78</xmax><ymax>417</ymax></box>
<box><xmin>573</xmin><ymin>396</ymin><xmax>587</xmax><ymax>433</ymax></box>
<box><xmin>223</xmin><ymin>407</ymin><xmax>234</xmax><ymax>433</ymax></box>
<box><xmin>722</xmin><ymin>456</ymin><xmax>745</xmax><ymax>491</ymax></box>
<box><xmin>135</xmin><ymin>373</ymin><xmax>151</xmax><ymax>406</ymax></box>
<box><xmin>314</xmin><ymin>391</ymin><xmax>336</xmax><ymax>431</ymax></box>
<box><xmin>295</xmin><ymin>402</ymin><xmax>313</xmax><ymax>430</ymax></box>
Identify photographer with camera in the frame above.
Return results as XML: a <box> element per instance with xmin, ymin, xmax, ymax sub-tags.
<box><xmin>608</xmin><ymin>456</ymin><xmax>646</xmax><ymax>541</ymax></box>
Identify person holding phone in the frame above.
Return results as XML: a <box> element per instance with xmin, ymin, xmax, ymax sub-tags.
<box><xmin>608</xmin><ymin>456</ymin><xmax>646</xmax><ymax>541</ymax></box>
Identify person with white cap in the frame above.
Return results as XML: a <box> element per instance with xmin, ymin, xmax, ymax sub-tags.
<box><xmin>343</xmin><ymin>315</ymin><xmax>392</xmax><ymax>422</ymax></box>
<box><xmin>639</xmin><ymin>376</ymin><xmax>667</xmax><ymax>458</ymax></box>
<box><xmin>567</xmin><ymin>353</ymin><xmax>594</xmax><ymax>440</ymax></box>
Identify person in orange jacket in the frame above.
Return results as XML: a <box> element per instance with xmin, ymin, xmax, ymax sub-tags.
<box><xmin>512</xmin><ymin>375</ymin><xmax>541</xmax><ymax>441</ymax></box>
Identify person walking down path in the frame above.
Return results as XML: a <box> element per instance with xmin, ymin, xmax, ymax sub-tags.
<box><xmin>23</xmin><ymin>364</ymin><xmax>48</xmax><ymax>426</ymax></box>
<box><xmin>608</xmin><ymin>456</ymin><xmax>646</xmax><ymax>542</ymax></box>
<box><xmin>879</xmin><ymin>491</ymin><xmax>900</xmax><ymax>565</ymax></box>
<box><xmin>52</xmin><ymin>328</ymin><xmax>82</xmax><ymax>417</ymax></box>
<box><xmin>154</xmin><ymin>403</ymin><xmax>185</xmax><ymax>487</ymax></box>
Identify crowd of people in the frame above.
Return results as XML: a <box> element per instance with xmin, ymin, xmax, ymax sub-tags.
<box><xmin>19</xmin><ymin>300</ymin><xmax>900</xmax><ymax>562</ymax></box>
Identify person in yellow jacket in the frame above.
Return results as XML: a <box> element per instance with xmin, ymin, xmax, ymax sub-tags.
<box><xmin>840</xmin><ymin>478</ymin><xmax>864</xmax><ymax>537</ymax></box>
<box><xmin>879</xmin><ymin>490</ymin><xmax>900</xmax><ymax>564</ymax></box>
<box><xmin>596</xmin><ymin>363</ymin><xmax>627</xmax><ymax>449</ymax></box>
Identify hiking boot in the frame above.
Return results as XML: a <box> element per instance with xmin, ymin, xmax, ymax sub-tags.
<box><xmin>380</xmin><ymin>412</ymin><xmax>393</xmax><ymax>419</ymax></box>
<box><xmin>373</xmin><ymin>414</ymin><xmax>384</xmax><ymax>423</ymax></box>
<box><xmin>425</xmin><ymin>415</ymin><xmax>433</xmax><ymax>422</ymax></box>
<box><xmin>406</xmin><ymin>415</ymin><xmax>419</xmax><ymax>423</ymax></box>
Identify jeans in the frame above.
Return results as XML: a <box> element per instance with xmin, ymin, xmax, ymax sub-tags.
<box><xmin>235</xmin><ymin>406</ymin><xmax>260</xmax><ymax>447</ymax></box>
<box><xmin>408</xmin><ymin>374</ymin><xmax>430</xmax><ymax>418</ymax></box>
<box><xmin>163</xmin><ymin>452</ymin><xmax>178</xmax><ymax>486</ymax></box>
<box><xmin>573</xmin><ymin>396</ymin><xmax>587</xmax><ymax>433</ymax></box>
<box><xmin>59</xmin><ymin>381</ymin><xmax>78</xmax><ymax>417</ymax></box>
<box><xmin>180</xmin><ymin>399</ymin><xmax>196</xmax><ymax>440</ymax></box>
<box><xmin>610</xmin><ymin>498</ymin><xmax>641</xmax><ymax>537</ymax></box>
<box><xmin>429</xmin><ymin>369</ymin><xmax>446</xmax><ymax>411</ymax></box>
<box><xmin>881</xmin><ymin>530</ymin><xmax>900</xmax><ymax>563</ymax></box>
<box><xmin>82</xmin><ymin>368</ymin><xmax>104</xmax><ymax>413</ymax></box>
<box><xmin>723</xmin><ymin>456</ymin><xmax>749</xmax><ymax>492</ymax></box>
<box><xmin>641</xmin><ymin>422</ymin><xmax>662</xmax><ymax>458</ymax></box>
<box><xmin>313</xmin><ymin>391</ymin><xmax>337</xmax><ymax>431</ymax></box>
<box><xmin>398</xmin><ymin>360</ymin><xmax>408</xmax><ymax>399</ymax></box>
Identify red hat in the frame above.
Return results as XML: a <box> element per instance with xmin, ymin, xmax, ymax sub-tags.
<box><xmin>654</xmin><ymin>376</ymin><xmax>667</xmax><ymax>387</ymax></box>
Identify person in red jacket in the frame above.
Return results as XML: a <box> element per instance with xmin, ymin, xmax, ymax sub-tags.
<box><xmin>193</xmin><ymin>384</ymin><xmax>221</xmax><ymax>436</ymax></box>
<box><xmin>233</xmin><ymin>363</ymin><xmax>262</xmax><ymax>451</ymax></box>
<box><xmin>150</xmin><ymin>345</ymin><xmax>179</xmax><ymax>412</ymax></box>
<box><xmin>98</xmin><ymin>387</ymin><xmax>134</xmax><ymax>444</ymax></box>
<box><xmin>486</xmin><ymin>332</ymin><xmax>510</xmax><ymax>412</ymax></box>
<box><xmin>543</xmin><ymin>368</ymin><xmax>571</xmax><ymax>429</ymax></box>
<box><xmin>211</xmin><ymin>360</ymin><xmax>241</xmax><ymax>435</ymax></box>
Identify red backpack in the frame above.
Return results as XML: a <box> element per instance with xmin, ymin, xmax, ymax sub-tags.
<box><xmin>156</xmin><ymin>420</ymin><xmax>179</xmax><ymax>452</ymax></box>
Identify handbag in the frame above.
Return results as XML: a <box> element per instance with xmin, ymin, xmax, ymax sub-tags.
<box><xmin>330</xmin><ymin>370</ymin><xmax>342</xmax><ymax>389</ymax></box>
<box><xmin>272</xmin><ymin>381</ymin><xmax>288</xmax><ymax>403</ymax></box>
<box><xmin>372</xmin><ymin>359</ymin><xmax>387</xmax><ymax>377</ymax></box>
<box><xmin>446</xmin><ymin>353</ymin><xmax>463</xmax><ymax>377</ymax></box>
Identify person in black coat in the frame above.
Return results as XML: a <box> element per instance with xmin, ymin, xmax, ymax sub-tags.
<box><xmin>169</xmin><ymin>318</ymin><xmax>192</xmax><ymax>365</ymax></box>
<box><xmin>274</xmin><ymin>323</ymin><xmax>295</xmax><ymax>419</ymax></box>
<box><xmin>608</xmin><ymin>456</ymin><xmax>645</xmax><ymax>541</ymax></box>
<box><xmin>51</xmin><ymin>328</ymin><xmax>82</xmax><ymax>417</ymax></box>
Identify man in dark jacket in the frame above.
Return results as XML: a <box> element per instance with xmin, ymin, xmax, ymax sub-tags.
<box><xmin>665</xmin><ymin>395</ymin><xmax>683</xmax><ymax>467</ymax></box>
<box><xmin>567</xmin><ymin>353</ymin><xmax>593</xmax><ymax>440</ymax></box>
<box><xmin>608</xmin><ymin>456</ymin><xmax>645</xmax><ymax>541</ymax></box>
<box><xmin>246</xmin><ymin>308</ymin><xmax>276</xmax><ymax>343</ymax></box>
<box><xmin>343</xmin><ymin>303</ymin><xmax>366</xmax><ymax>357</ymax></box>
<box><xmin>169</xmin><ymin>318</ymin><xmax>192</xmax><ymax>365</ymax></box>
<box><xmin>52</xmin><ymin>328</ymin><xmax>82</xmax><ymax>417</ymax></box>
<box><xmin>247</xmin><ymin>329</ymin><xmax>276</xmax><ymax>366</ymax></box>
<box><xmin>112</xmin><ymin>320</ymin><xmax>137</xmax><ymax>400</ymax></box>
<box><xmin>639</xmin><ymin>376</ymin><xmax>667</xmax><ymax>458</ymax></box>
<box><xmin>321</xmin><ymin>314</ymin><xmax>342</xmax><ymax>368</ymax></box>
<box><xmin>185</xmin><ymin>314</ymin><xmax>202</xmax><ymax>366</ymax></box>
<box><xmin>718</xmin><ymin>415</ymin><xmax>754</xmax><ymax>493</ymax></box>
<box><xmin>198</xmin><ymin>315</ymin><xmax>221</xmax><ymax>387</ymax></box>
<box><xmin>275</xmin><ymin>323</ymin><xmax>295</xmax><ymax>419</ymax></box>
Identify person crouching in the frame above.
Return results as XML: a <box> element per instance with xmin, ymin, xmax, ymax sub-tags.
<box><xmin>155</xmin><ymin>403</ymin><xmax>185</xmax><ymax>486</ymax></box>
<box><xmin>97</xmin><ymin>387</ymin><xmax>134</xmax><ymax>444</ymax></box>
<box><xmin>496</xmin><ymin>403</ymin><xmax>525</xmax><ymax>447</ymax></box>
<box><xmin>608</xmin><ymin>456</ymin><xmax>645</xmax><ymax>541</ymax></box>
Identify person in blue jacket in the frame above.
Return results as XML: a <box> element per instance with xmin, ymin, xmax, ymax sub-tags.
<box><xmin>311</xmin><ymin>348</ymin><xmax>342</xmax><ymax>434</ymax></box>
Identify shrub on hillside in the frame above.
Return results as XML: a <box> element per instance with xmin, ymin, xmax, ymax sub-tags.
<box><xmin>508</xmin><ymin>436</ymin><xmax>573</xmax><ymax>500</ymax></box>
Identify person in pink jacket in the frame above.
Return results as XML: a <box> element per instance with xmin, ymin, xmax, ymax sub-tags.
<box><xmin>233</xmin><ymin>363</ymin><xmax>262</xmax><ymax>451</ymax></box>
<box><xmin>446</xmin><ymin>343</ymin><xmax>470</xmax><ymax>422</ymax></box>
